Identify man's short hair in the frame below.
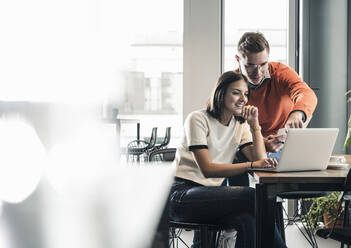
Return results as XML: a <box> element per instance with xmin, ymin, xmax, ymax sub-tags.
<box><xmin>237</xmin><ymin>32</ymin><xmax>270</xmax><ymax>57</ymax></box>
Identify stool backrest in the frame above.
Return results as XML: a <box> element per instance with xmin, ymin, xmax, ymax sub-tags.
<box><xmin>148</xmin><ymin>127</ymin><xmax>158</xmax><ymax>148</ymax></box>
<box><xmin>159</xmin><ymin>127</ymin><xmax>171</xmax><ymax>147</ymax></box>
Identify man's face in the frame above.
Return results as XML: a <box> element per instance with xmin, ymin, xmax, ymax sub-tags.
<box><xmin>236</xmin><ymin>49</ymin><xmax>269</xmax><ymax>85</ymax></box>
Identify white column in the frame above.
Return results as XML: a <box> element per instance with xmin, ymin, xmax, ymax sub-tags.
<box><xmin>183</xmin><ymin>0</ymin><xmax>223</xmax><ymax>120</ymax></box>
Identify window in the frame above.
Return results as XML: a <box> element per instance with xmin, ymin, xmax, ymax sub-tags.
<box><xmin>0</xmin><ymin>0</ymin><xmax>183</xmax><ymax>158</ymax></box>
<box><xmin>115</xmin><ymin>0</ymin><xmax>183</xmax><ymax>149</ymax></box>
<box><xmin>224</xmin><ymin>0</ymin><xmax>289</xmax><ymax>71</ymax></box>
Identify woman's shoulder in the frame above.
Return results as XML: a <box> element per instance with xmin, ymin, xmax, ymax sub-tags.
<box><xmin>184</xmin><ymin>109</ymin><xmax>213</xmax><ymax>130</ymax></box>
<box><xmin>186</xmin><ymin>109</ymin><xmax>209</xmax><ymax>121</ymax></box>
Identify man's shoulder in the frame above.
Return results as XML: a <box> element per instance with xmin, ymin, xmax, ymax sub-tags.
<box><xmin>269</xmin><ymin>61</ymin><xmax>291</xmax><ymax>72</ymax></box>
<box><xmin>269</xmin><ymin>62</ymin><xmax>299</xmax><ymax>80</ymax></box>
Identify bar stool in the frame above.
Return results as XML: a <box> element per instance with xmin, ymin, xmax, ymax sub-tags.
<box><xmin>127</xmin><ymin>127</ymin><xmax>157</xmax><ymax>162</ymax></box>
<box><xmin>169</xmin><ymin>221</ymin><xmax>225</xmax><ymax>248</ymax></box>
<box><xmin>316</xmin><ymin>169</ymin><xmax>351</xmax><ymax>247</ymax></box>
<box><xmin>148</xmin><ymin>147</ymin><xmax>176</xmax><ymax>162</ymax></box>
<box><xmin>153</xmin><ymin>127</ymin><xmax>171</xmax><ymax>151</ymax></box>
<box><xmin>276</xmin><ymin>191</ymin><xmax>330</xmax><ymax>247</ymax></box>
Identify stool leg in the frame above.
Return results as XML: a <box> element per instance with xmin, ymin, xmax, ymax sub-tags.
<box><xmin>208</xmin><ymin>231</ymin><xmax>217</xmax><ymax>248</ymax></box>
<box><xmin>341</xmin><ymin>200</ymin><xmax>350</xmax><ymax>248</ymax></box>
<box><xmin>200</xmin><ymin>226</ymin><xmax>209</xmax><ymax>248</ymax></box>
<box><xmin>300</xmin><ymin>200</ymin><xmax>318</xmax><ymax>248</ymax></box>
<box><xmin>276</xmin><ymin>202</ymin><xmax>286</xmax><ymax>243</ymax></box>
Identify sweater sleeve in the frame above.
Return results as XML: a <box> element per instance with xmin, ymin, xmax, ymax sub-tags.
<box><xmin>279</xmin><ymin>64</ymin><xmax>318</xmax><ymax>120</ymax></box>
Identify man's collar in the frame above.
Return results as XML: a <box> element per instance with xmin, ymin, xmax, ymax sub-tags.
<box><xmin>248</xmin><ymin>68</ymin><xmax>271</xmax><ymax>90</ymax></box>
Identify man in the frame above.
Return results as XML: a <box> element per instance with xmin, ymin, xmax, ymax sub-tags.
<box><xmin>235</xmin><ymin>32</ymin><xmax>317</xmax><ymax>153</ymax></box>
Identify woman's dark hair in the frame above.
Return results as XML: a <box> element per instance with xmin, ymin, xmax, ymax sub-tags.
<box><xmin>206</xmin><ymin>71</ymin><xmax>250</xmax><ymax>123</ymax></box>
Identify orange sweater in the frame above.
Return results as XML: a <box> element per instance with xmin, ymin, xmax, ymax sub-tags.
<box><xmin>247</xmin><ymin>62</ymin><xmax>317</xmax><ymax>137</ymax></box>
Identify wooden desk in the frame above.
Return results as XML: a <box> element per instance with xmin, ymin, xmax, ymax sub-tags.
<box><xmin>253</xmin><ymin>169</ymin><xmax>349</xmax><ymax>248</ymax></box>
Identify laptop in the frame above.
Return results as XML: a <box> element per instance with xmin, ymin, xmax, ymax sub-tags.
<box><xmin>254</xmin><ymin>128</ymin><xmax>339</xmax><ymax>172</ymax></box>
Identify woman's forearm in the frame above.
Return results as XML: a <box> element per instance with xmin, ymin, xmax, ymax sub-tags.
<box><xmin>250</xmin><ymin>123</ymin><xmax>267</xmax><ymax>160</ymax></box>
<box><xmin>192</xmin><ymin>149</ymin><xmax>251</xmax><ymax>178</ymax></box>
<box><xmin>201</xmin><ymin>161</ymin><xmax>251</xmax><ymax>178</ymax></box>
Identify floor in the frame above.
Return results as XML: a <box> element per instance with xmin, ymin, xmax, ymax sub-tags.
<box><xmin>172</xmin><ymin>224</ymin><xmax>341</xmax><ymax>248</ymax></box>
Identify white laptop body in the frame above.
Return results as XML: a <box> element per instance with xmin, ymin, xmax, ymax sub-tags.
<box><xmin>255</xmin><ymin>128</ymin><xmax>339</xmax><ymax>172</ymax></box>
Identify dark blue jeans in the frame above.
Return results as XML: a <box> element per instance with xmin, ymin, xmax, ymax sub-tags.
<box><xmin>169</xmin><ymin>177</ymin><xmax>287</xmax><ymax>248</ymax></box>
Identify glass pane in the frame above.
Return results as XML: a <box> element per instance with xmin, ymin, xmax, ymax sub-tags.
<box><xmin>115</xmin><ymin>0</ymin><xmax>183</xmax><ymax>151</ymax></box>
<box><xmin>224</xmin><ymin>0</ymin><xmax>289</xmax><ymax>72</ymax></box>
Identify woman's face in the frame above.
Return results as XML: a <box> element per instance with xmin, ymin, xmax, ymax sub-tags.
<box><xmin>223</xmin><ymin>79</ymin><xmax>249</xmax><ymax>116</ymax></box>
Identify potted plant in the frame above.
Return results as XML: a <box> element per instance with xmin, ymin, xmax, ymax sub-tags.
<box><xmin>306</xmin><ymin>191</ymin><xmax>344</xmax><ymax>230</ymax></box>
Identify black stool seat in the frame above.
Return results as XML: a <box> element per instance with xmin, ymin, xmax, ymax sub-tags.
<box><xmin>169</xmin><ymin>220</ymin><xmax>226</xmax><ymax>230</ymax></box>
<box><xmin>316</xmin><ymin>227</ymin><xmax>351</xmax><ymax>245</ymax></box>
<box><xmin>278</xmin><ymin>191</ymin><xmax>329</xmax><ymax>199</ymax></box>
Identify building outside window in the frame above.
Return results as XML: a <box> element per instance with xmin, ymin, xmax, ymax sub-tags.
<box><xmin>224</xmin><ymin>0</ymin><xmax>289</xmax><ymax>71</ymax></box>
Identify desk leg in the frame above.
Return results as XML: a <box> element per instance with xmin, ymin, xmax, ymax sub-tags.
<box><xmin>116</xmin><ymin>120</ymin><xmax>121</xmax><ymax>159</ymax></box>
<box><xmin>137</xmin><ymin>123</ymin><xmax>140</xmax><ymax>141</ymax></box>
<box><xmin>256</xmin><ymin>183</ymin><xmax>276</xmax><ymax>248</ymax></box>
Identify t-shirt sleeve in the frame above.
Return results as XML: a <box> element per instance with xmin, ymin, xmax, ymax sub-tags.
<box><xmin>184</xmin><ymin>112</ymin><xmax>209</xmax><ymax>151</ymax></box>
<box><xmin>239</xmin><ymin>122</ymin><xmax>253</xmax><ymax>149</ymax></box>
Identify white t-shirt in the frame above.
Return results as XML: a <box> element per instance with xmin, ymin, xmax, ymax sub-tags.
<box><xmin>174</xmin><ymin>109</ymin><xmax>253</xmax><ymax>186</ymax></box>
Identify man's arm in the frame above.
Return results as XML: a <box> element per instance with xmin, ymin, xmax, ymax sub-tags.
<box><xmin>285</xmin><ymin>110</ymin><xmax>304</xmax><ymax>128</ymax></box>
<box><xmin>283</xmin><ymin>67</ymin><xmax>318</xmax><ymax>127</ymax></box>
<box><xmin>264</xmin><ymin>135</ymin><xmax>285</xmax><ymax>153</ymax></box>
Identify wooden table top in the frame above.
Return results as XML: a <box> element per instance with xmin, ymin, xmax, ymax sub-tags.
<box><xmin>252</xmin><ymin>168</ymin><xmax>350</xmax><ymax>184</ymax></box>
<box><xmin>252</xmin><ymin>154</ymin><xmax>351</xmax><ymax>184</ymax></box>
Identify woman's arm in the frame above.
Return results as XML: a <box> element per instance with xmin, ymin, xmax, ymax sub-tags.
<box><xmin>241</xmin><ymin>106</ymin><xmax>267</xmax><ymax>161</ymax></box>
<box><xmin>241</xmin><ymin>130</ymin><xmax>267</xmax><ymax>161</ymax></box>
<box><xmin>192</xmin><ymin>148</ymin><xmax>251</xmax><ymax>178</ymax></box>
<box><xmin>192</xmin><ymin>148</ymin><xmax>276</xmax><ymax>178</ymax></box>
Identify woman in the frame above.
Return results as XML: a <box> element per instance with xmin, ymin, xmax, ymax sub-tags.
<box><xmin>169</xmin><ymin>71</ymin><xmax>286</xmax><ymax>248</ymax></box>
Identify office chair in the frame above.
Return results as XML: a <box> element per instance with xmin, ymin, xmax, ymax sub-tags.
<box><xmin>127</xmin><ymin>127</ymin><xmax>157</xmax><ymax>162</ymax></box>
<box><xmin>316</xmin><ymin>168</ymin><xmax>351</xmax><ymax>248</ymax></box>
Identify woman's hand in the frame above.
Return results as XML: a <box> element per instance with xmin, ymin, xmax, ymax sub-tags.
<box><xmin>252</xmin><ymin>158</ymin><xmax>278</xmax><ymax>169</ymax></box>
<box><xmin>242</xmin><ymin>105</ymin><xmax>259</xmax><ymax>126</ymax></box>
